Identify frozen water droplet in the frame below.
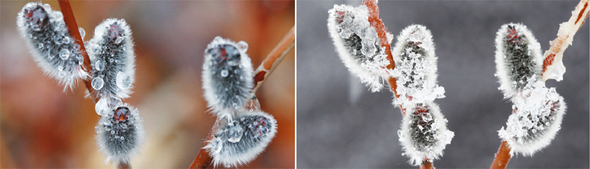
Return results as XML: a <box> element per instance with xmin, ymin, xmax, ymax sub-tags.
<box><xmin>221</xmin><ymin>70</ymin><xmax>229</xmax><ymax>77</ymax></box>
<box><xmin>78</xmin><ymin>27</ymin><xmax>85</xmax><ymax>39</ymax></box>
<box><xmin>227</xmin><ymin>122</ymin><xmax>244</xmax><ymax>143</ymax></box>
<box><xmin>115</xmin><ymin>36</ymin><xmax>124</xmax><ymax>44</ymax></box>
<box><xmin>59</xmin><ymin>49</ymin><xmax>70</xmax><ymax>60</ymax></box>
<box><xmin>63</xmin><ymin>37</ymin><xmax>71</xmax><ymax>44</ymax></box>
<box><xmin>92</xmin><ymin>77</ymin><xmax>104</xmax><ymax>90</ymax></box>
<box><xmin>237</xmin><ymin>41</ymin><xmax>248</xmax><ymax>52</ymax></box>
<box><xmin>94</xmin><ymin>60</ymin><xmax>104</xmax><ymax>71</ymax></box>
<box><xmin>116</xmin><ymin>72</ymin><xmax>132</xmax><ymax>89</ymax></box>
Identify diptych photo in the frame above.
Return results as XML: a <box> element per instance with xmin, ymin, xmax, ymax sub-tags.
<box><xmin>1</xmin><ymin>0</ymin><xmax>588</xmax><ymax>168</ymax></box>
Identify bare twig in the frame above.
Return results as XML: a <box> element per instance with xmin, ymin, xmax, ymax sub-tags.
<box><xmin>541</xmin><ymin>0</ymin><xmax>589</xmax><ymax>81</ymax></box>
<box><xmin>189</xmin><ymin>27</ymin><xmax>295</xmax><ymax>169</ymax></box>
<box><xmin>490</xmin><ymin>141</ymin><xmax>511</xmax><ymax>169</ymax></box>
<box><xmin>251</xmin><ymin>26</ymin><xmax>295</xmax><ymax>94</ymax></box>
<box><xmin>57</xmin><ymin>0</ymin><xmax>99</xmax><ymax>102</ymax></box>
<box><xmin>117</xmin><ymin>162</ymin><xmax>131</xmax><ymax>169</ymax></box>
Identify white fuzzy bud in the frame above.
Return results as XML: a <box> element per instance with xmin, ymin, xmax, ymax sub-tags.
<box><xmin>87</xmin><ymin>18</ymin><xmax>136</xmax><ymax>99</ymax></box>
<box><xmin>327</xmin><ymin>4</ymin><xmax>392</xmax><ymax>92</ymax></box>
<box><xmin>398</xmin><ymin>102</ymin><xmax>454</xmax><ymax>166</ymax></box>
<box><xmin>95</xmin><ymin>103</ymin><xmax>145</xmax><ymax>165</ymax></box>
<box><xmin>17</xmin><ymin>2</ymin><xmax>88</xmax><ymax>90</ymax></box>
<box><xmin>202</xmin><ymin>37</ymin><xmax>254</xmax><ymax>118</ymax></box>
<box><xmin>205</xmin><ymin>110</ymin><xmax>277</xmax><ymax>168</ymax></box>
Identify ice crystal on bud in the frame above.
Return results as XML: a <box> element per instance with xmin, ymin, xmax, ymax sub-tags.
<box><xmin>95</xmin><ymin>104</ymin><xmax>145</xmax><ymax>165</ymax></box>
<box><xmin>87</xmin><ymin>18</ymin><xmax>136</xmax><ymax>98</ymax></box>
<box><xmin>205</xmin><ymin>110</ymin><xmax>277</xmax><ymax>168</ymax></box>
<box><xmin>398</xmin><ymin>102</ymin><xmax>454</xmax><ymax>166</ymax></box>
<box><xmin>17</xmin><ymin>2</ymin><xmax>88</xmax><ymax>90</ymax></box>
<box><xmin>328</xmin><ymin>4</ymin><xmax>392</xmax><ymax>92</ymax></box>
<box><xmin>495</xmin><ymin>23</ymin><xmax>543</xmax><ymax>98</ymax></box>
<box><xmin>391</xmin><ymin>25</ymin><xmax>445</xmax><ymax>105</ymax></box>
<box><xmin>498</xmin><ymin>81</ymin><xmax>566</xmax><ymax>156</ymax></box>
<box><xmin>202</xmin><ymin>36</ymin><xmax>254</xmax><ymax>118</ymax></box>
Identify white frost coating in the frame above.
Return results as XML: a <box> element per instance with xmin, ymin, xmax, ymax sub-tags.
<box><xmin>494</xmin><ymin>23</ymin><xmax>543</xmax><ymax>98</ymax></box>
<box><xmin>205</xmin><ymin>110</ymin><xmax>277</xmax><ymax>168</ymax></box>
<box><xmin>87</xmin><ymin>18</ymin><xmax>136</xmax><ymax>99</ymax></box>
<box><xmin>328</xmin><ymin>4</ymin><xmax>391</xmax><ymax>92</ymax></box>
<box><xmin>202</xmin><ymin>37</ymin><xmax>254</xmax><ymax>119</ymax></box>
<box><xmin>17</xmin><ymin>2</ymin><xmax>88</xmax><ymax>91</ymax></box>
<box><xmin>391</xmin><ymin>25</ymin><xmax>445</xmax><ymax>105</ymax></box>
<box><xmin>498</xmin><ymin>81</ymin><xmax>566</xmax><ymax>156</ymax></box>
<box><xmin>398</xmin><ymin>102</ymin><xmax>454</xmax><ymax>166</ymax></box>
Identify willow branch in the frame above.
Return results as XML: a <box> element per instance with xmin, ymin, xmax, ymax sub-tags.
<box><xmin>251</xmin><ymin>26</ymin><xmax>295</xmax><ymax>94</ymax></box>
<box><xmin>419</xmin><ymin>159</ymin><xmax>433</xmax><ymax>169</ymax></box>
<box><xmin>189</xmin><ymin>27</ymin><xmax>295</xmax><ymax>169</ymax></box>
<box><xmin>490</xmin><ymin>141</ymin><xmax>511</xmax><ymax>169</ymax></box>
<box><xmin>541</xmin><ymin>0</ymin><xmax>589</xmax><ymax>81</ymax></box>
<box><xmin>58</xmin><ymin>0</ymin><xmax>99</xmax><ymax>102</ymax></box>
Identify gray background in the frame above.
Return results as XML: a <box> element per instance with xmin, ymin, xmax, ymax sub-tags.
<box><xmin>297</xmin><ymin>0</ymin><xmax>589</xmax><ymax>168</ymax></box>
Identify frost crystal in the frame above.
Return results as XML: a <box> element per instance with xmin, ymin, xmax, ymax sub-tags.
<box><xmin>494</xmin><ymin>23</ymin><xmax>543</xmax><ymax>98</ymax></box>
<box><xmin>202</xmin><ymin>36</ymin><xmax>254</xmax><ymax>118</ymax></box>
<box><xmin>498</xmin><ymin>81</ymin><xmax>566</xmax><ymax>156</ymax></box>
<box><xmin>205</xmin><ymin>110</ymin><xmax>277</xmax><ymax>168</ymax></box>
<box><xmin>17</xmin><ymin>2</ymin><xmax>88</xmax><ymax>90</ymax></box>
<box><xmin>328</xmin><ymin>4</ymin><xmax>392</xmax><ymax>92</ymax></box>
<box><xmin>398</xmin><ymin>102</ymin><xmax>454</xmax><ymax>166</ymax></box>
<box><xmin>391</xmin><ymin>25</ymin><xmax>445</xmax><ymax>105</ymax></box>
<box><xmin>95</xmin><ymin>104</ymin><xmax>145</xmax><ymax>165</ymax></box>
<box><xmin>87</xmin><ymin>18</ymin><xmax>136</xmax><ymax>99</ymax></box>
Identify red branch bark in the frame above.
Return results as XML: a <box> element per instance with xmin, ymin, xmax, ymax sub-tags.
<box><xmin>490</xmin><ymin>141</ymin><xmax>511</xmax><ymax>169</ymax></box>
<box><xmin>189</xmin><ymin>27</ymin><xmax>295</xmax><ymax>169</ymax></box>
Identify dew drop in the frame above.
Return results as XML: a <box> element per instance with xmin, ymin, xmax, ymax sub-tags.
<box><xmin>214</xmin><ymin>36</ymin><xmax>223</xmax><ymax>42</ymax></box>
<box><xmin>111</xmin><ymin>130</ymin><xmax>115</xmax><ymax>135</ymax></box>
<box><xmin>109</xmin><ymin>58</ymin><xmax>114</xmax><ymax>63</ymax></box>
<box><xmin>38</xmin><ymin>43</ymin><xmax>44</xmax><ymax>49</ymax></box>
<box><xmin>95</xmin><ymin>97</ymin><xmax>108</xmax><ymax>116</ymax></box>
<box><xmin>120</xmin><ymin>136</ymin><xmax>125</xmax><ymax>141</ymax></box>
<box><xmin>59</xmin><ymin>49</ymin><xmax>70</xmax><ymax>60</ymax></box>
<box><xmin>92</xmin><ymin>77</ymin><xmax>104</xmax><ymax>90</ymax></box>
<box><xmin>221</xmin><ymin>70</ymin><xmax>229</xmax><ymax>77</ymax></box>
<box><xmin>116</xmin><ymin>72</ymin><xmax>132</xmax><ymax>89</ymax></box>
<box><xmin>115</xmin><ymin>36</ymin><xmax>124</xmax><ymax>44</ymax></box>
<box><xmin>227</xmin><ymin>121</ymin><xmax>244</xmax><ymax>143</ymax></box>
<box><xmin>236</xmin><ymin>41</ymin><xmax>248</xmax><ymax>52</ymax></box>
<box><xmin>94</xmin><ymin>60</ymin><xmax>104</xmax><ymax>71</ymax></box>
<box><xmin>78</xmin><ymin>27</ymin><xmax>85</xmax><ymax>39</ymax></box>
<box><xmin>63</xmin><ymin>36</ymin><xmax>71</xmax><ymax>44</ymax></box>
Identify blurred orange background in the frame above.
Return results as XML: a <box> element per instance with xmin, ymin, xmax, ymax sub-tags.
<box><xmin>0</xmin><ymin>0</ymin><xmax>294</xmax><ymax>168</ymax></box>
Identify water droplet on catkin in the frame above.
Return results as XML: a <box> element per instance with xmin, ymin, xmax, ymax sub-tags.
<box><xmin>92</xmin><ymin>77</ymin><xmax>104</xmax><ymax>90</ymax></box>
<box><xmin>59</xmin><ymin>49</ymin><xmax>70</xmax><ymax>60</ymax></box>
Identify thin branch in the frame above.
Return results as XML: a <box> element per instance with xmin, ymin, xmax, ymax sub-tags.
<box><xmin>490</xmin><ymin>141</ymin><xmax>511</xmax><ymax>169</ymax></box>
<box><xmin>541</xmin><ymin>0</ymin><xmax>589</xmax><ymax>81</ymax></box>
<box><xmin>419</xmin><ymin>159</ymin><xmax>433</xmax><ymax>169</ymax></box>
<box><xmin>251</xmin><ymin>26</ymin><xmax>295</xmax><ymax>94</ymax></box>
<box><xmin>189</xmin><ymin>27</ymin><xmax>295</xmax><ymax>169</ymax></box>
<box><xmin>117</xmin><ymin>162</ymin><xmax>131</xmax><ymax>169</ymax></box>
<box><xmin>57</xmin><ymin>0</ymin><xmax>99</xmax><ymax>102</ymax></box>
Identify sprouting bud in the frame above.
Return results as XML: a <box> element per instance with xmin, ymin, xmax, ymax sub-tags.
<box><xmin>327</xmin><ymin>4</ymin><xmax>392</xmax><ymax>92</ymax></box>
<box><xmin>498</xmin><ymin>81</ymin><xmax>566</xmax><ymax>156</ymax></box>
<box><xmin>494</xmin><ymin>23</ymin><xmax>543</xmax><ymax>98</ymax></box>
<box><xmin>391</xmin><ymin>25</ymin><xmax>445</xmax><ymax>105</ymax></box>
<box><xmin>87</xmin><ymin>18</ymin><xmax>136</xmax><ymax>99</ymax></box>
<box><xmin>17</xmin><ymin>2</ymin><xmax>88</xmax><ymax>90</ymax></box>
<box><xmin>205</xmin><ymin>110</ymin><xmax>277</xmax><ymax>168</ymax></box>
<box><xmin>95</xmin><ymin>104</ymin><xmax>145</xmax><ymax>165</ymax></box>
<box><xmin>202</xmin><ymin>36</ymin><xmax>254</xmax><ymax>118</ymax></box>
<box><xmin>398</xmin><ymin>102</ymin><xmax>454</xmax><ymax>166</ymax></box>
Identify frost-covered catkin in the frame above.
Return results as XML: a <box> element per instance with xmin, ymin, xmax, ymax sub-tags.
<box><xmin>205</xmin><ymin>110</ymin><xmax>277</xmax><ymax>168</ymax></box>
<box><xmin>17</xmin><ymin>2</ymin><xmax>88</xmax><ymax>90</ymax></box>
<box><xmin>391</xmin><ymin>25</ymin><xmax>445</xmax><ymax>104</ymax></box>
<box><xmin>498</xmin><ymin>81</ymin><xmax>566</xmax><ymax>156</ymax></box>
<box><xmin>398</xmin><ymin>102</ymin><xmax>454</xmax><ymax>166</ymax></box>
<box><xmin>495</xmin><ymin>23</ymin><xmax>543</xmax><ymax>98</ymax></box>
<box><xmin>95</xmin><ymin>103</ymin><xmax>145</xmax><ymax>165</ymax></box>
<box><xmin>202</xmin><ymin>37</ymin><xmax>254</xmax><ymax>118</ymax></box>
<box><xmin>87</xmin><ymin>18</ymin><xmax>136</xmax><ymax>99</ymax></box>
<box><xmin>327</xmin><ymin>4</ymin><xmax>393</xmax><ymax>92</ymax></box>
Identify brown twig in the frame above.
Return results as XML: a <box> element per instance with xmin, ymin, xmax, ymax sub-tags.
<box><xmin>541</xmin><ymin>0</ymin><xmax>589</xmax><ymax>81</ymax></box>
<box><xmin>117</xmin><ymin>162</ymin><xmax>131</xmax><ymax>169</ymax></box>
<box><xmin>58</xmin><ymin>0</ymin><xmax>99</xmax><ymax>102</ymax></box>
<box><xmin>251</xmin><ymin>26</ymin><xmax>295</xmax><ymax>94</ymax></box>
<box><xmin>419</xmin><ymin>159</ymin><xmax>433</xmax><ymax>169</ymax></box>
<box><xmin>189</xmin><ymin>27</ymin><xmax>295</xmax><ymax>169</ymax></box>
<box><xmin>490</xmin><ymin>141</ymin><xmax>511</xmax><ymax>169</ymax></box>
